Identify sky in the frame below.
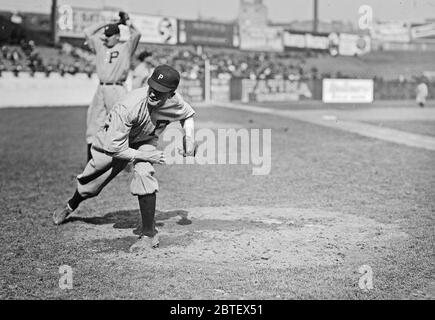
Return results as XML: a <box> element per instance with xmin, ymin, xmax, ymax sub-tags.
<box><xmin>1</xmin><ymin>0</ymin><xmax>435</xmax><ymax>24</ymax></box>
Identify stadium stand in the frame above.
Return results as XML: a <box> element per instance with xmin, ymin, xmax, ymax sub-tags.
<box><xmin>0</xmin><ymin>8</ymin><xmax>433</xmax><ymax>100</ymax></box>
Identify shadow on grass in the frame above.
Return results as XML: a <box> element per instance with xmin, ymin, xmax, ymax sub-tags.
<box><xmin>68</xmin><ymin>209</ymin><xmax>192</xmax><ymax>232</ymax></box>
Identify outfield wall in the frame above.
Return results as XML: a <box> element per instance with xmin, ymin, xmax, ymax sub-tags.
<box><xmin>0</xmin><ymin>72</ymin><xmax>433</xmax><ymax>108</ymax></box>
<box><xmin>0</xmin><ymin>72</ymin><xmax>99</xmax><ymax>108</ymax></box>
<box><xmin>0</xmin><ymin>72</ymin><xmax>203</xmax><ymax>108</ymax></box>
<box><xmin>374</xmin><ymin>81</ymin><xmax>435</xmax><ymax>100</ymax></box>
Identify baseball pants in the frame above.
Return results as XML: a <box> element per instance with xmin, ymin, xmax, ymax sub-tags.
<box><xmin>76</xmin><ymin>143</ymin><xmax>159</xmax><ymax>199</ymax></box>
<box><xmin>86</xmin><ymin>84</ymin><xmax>127</xmax><ymax>144</ymax></box>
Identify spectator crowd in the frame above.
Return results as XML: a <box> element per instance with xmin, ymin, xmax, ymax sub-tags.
<box><xmin>0</xmin><ymin>39</ymin><xmax>95</xmax><ymax>78</ymax></box>
<box><xmin>0</xmin><ymin>37</ymin><xmax>432</xmax><ymax>86</ymax></box>
<box><xmin>0</xmin><ymin>36</ymin><xmax>335</xmax><ymax>82</ymax></box>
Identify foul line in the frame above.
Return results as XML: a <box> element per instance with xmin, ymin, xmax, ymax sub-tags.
<box><xmin>213</xmin><ymin>101</ymin><xmax>435</xmax><ymax>152</ymax></box>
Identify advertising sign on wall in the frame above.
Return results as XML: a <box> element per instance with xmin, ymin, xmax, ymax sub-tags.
<box><xmin>57</xmin><ymin>5</ymin><xmax>177</xmax><ymax>45</ymax></box>
<box><xmin>283</xmin><ymin>30</ymin><xmax>330</xmax><ymax>51</ymax></box>
<box><xmin>410</xmin><ymin>23</ymin><xmax>435</xmax><ymax>41</ymax></box>
<box><xmin>370</xmin><ymin>21</ymin><xmax>411</xmax><ymax>43</ymax></box>
<box><xmin>338</xmin><ymin>33</ymin><xmax>371</xmax><ymax>56</ymax></box>
<box><xmin>282</xmin><ymin>32</ymin><xmax>306</xmax><ymax>49</ymax></box>
<box><xmin>239</xmin><ymin>26</ymin><xmax>283</xmax><ymax>52</ymax></box>
<box><xmin>128</xmin><ymin>14</ymin><xmax>177</xmax><ymax>44</ymax></box>
<box><xmin>241</xmin><ymin>79</ymin><xmax>312</xmax><ymax>102</ymax></box>
<box><xmin>322</xmin><ymin>79</ymin><xmax>374</xmax><ymax>103</ymax></box>
<box><xmin>57</xmin><ymin>5</ymin><xmax>102</xmax><ymax>38</ymax></box>
<box><xmin>178</xmin><ymin>20</ymin><xmax>238</xmax><ymax>47</ymax></box>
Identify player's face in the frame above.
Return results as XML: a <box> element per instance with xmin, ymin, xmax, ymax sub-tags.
<box><xmin>147</xmin><ymin>87</ymin><xmax>172</xmax><ymax>107</ymax></box>
<box><xmin>103</xmin><ymin>34</ymin><xmax>120</xmax><ymax>48</ymax></box>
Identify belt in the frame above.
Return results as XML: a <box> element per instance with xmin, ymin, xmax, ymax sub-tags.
<box><xmin>100</xmin><ymin>81</ymin><xmax>124</xmax><ymax>86</ymax></box>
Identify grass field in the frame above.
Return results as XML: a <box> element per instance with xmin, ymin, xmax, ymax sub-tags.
<box><xmin>0</xmin><ymin>101</ymin><xmax>434</xmax><ymax>300</ymax></box>
<box><xmin>363</xmin><ymin>120</ymin><xmax>435</xmax><ymax>137</ymax></box>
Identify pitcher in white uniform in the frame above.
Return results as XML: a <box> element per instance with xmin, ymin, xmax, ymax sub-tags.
<box><xmin>53</xmin><ymin>65</ymin><xmax>198</xmax><ymax>252</ymax></box>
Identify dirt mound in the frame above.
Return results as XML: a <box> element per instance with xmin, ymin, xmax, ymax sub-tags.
<box><xmin>65</xmin><ymin>206</ymin><xmax>408</xmax><ymax>269</ymax></box>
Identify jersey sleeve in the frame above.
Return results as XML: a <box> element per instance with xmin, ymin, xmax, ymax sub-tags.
<box><xmin>180</xmin><ymin>100</ymin><xmax>196</xmax><ymax>120</ymax></box>
<box><xmin>101</xmin><ymin>104</ymin><xmax>133</xmax><ymax>154</ymax></box>
<box><xmin>161</xmin><ymin>93</ymin><xmax>196</xmax><ymax>122</ymax></box>
<box><xmin>86</xmin><ymin>34</ymin><xmax>102</xmax><ymax>54</ymax></box>
<box><xmin>176</xmin><ymin>98</ymin><xmax>196</xmax><ymax>121</ymax></box>
<box><xmin>127</xmin><ymin>28</ymin><xmax>141</xmax><ymax>56</ymax></box>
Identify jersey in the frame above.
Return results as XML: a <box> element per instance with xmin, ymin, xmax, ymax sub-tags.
<box><xmin>87</xmin><ymin>30</ymin><xmax>141</xmax><ymax>83</ymax></box>
<box><xmin>93</xmin><ymin>87</ymin><xmax>195</xmax><ymax>154</ymax></box>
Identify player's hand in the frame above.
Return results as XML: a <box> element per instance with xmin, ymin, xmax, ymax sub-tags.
<box><xmin>178</xmin><ymin>136</ymin><xmax>198</xmax><ymax>157</ymax></box>
<box><xmin>118</xmin><ymin>11</ymin><xmax>130</xmax><ymax>25</ymax></box>
<box><xmin>148</xmin><ymin>151</ymin><xmax>166</xmax><ymax>165</ymax></box>
<box><xmin>136</xmin><ymin>150</ymin><xmax>166</xmax><ymax>165</ymax></box>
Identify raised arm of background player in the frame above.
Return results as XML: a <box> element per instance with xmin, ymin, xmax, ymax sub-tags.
<box><xmin>83</xmin><ymin>14</ymin><xmax>141</xmax><ymax>55</ymax></box>
<box><xmin>121</xmin><ymin>14</ymin><xmax>141</xmax><ymax>56</ymax></box>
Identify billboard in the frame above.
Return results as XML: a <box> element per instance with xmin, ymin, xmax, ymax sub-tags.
<box><xmin>57</xmin><ymin>5</ymin><xmax>102</xmax><ymax>38</ymax></box>
<box><xmin>57</xmin><ymin>5</ymin><xmax>177</xmax><ymax>45</ymax></box>
<box><xmin>178</xmin><ymin>20</ymin><xmax>238</xmax><ymax>47</ymax></box>
<box><xmin>239</xmin><ymin>26</ymin><xmax>283</xmax><ymax>51</ymax></box>
<box><xmin>337</xmin><ymin>33</ymin><xmax>371</xmax><ymax>56</ymax></box>
<box><xmin>410</xmin><ymin>23</ymin><xmax>435</xmax><ymax>41</ymax></box>
<box><xmin>128</xmin><ymin>14</ymin><xmax>177</xmax><ymax>44</ymax></box>
<box><xmin>322</xmin><ymin>79</ymin><xmax>374</xmax><ymax>103</ymax></box>
<box><xmin>370</xmin><ymin>21</ymin><xmax>411</xmax><ymax>43</ymax></box>
<box><xmin>241</xmin><ymin>79</ymin><xmax>312</xmax><ymax>102</ymax></box>
<box><xmin>283</xmin><ymin>30</ymin><xmax>330</xmax><ymax>51</ymax></box>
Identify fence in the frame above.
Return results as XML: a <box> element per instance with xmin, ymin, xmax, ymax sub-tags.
<box><xmin>0</xmin><ymin>71</ymin><xmax>433</xmax><ymax>108</ymax></box>
<box><xmin>373</xmin><ymin>80</ymin><xmax>435</xmax><ymax>100</ymax></box>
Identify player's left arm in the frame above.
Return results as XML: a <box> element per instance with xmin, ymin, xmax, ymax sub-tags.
<box><xmin>178</xmin><ymin>98</ymin><xmax>197</xmax><ymax>157</ymax></box>
<box><xmin>180</xmin><ymin>116</ymin><xmax>197</xmax><ymax>157</ymax></box>
<box><xmin>120</xmin><ymin>13</ymin><xmax>141</xmax><ymax>56</ymax></box>
<box><xmin>163</xmin><ymin>93</ymin><xmax>197</xmax><ymax>156</ymax></box>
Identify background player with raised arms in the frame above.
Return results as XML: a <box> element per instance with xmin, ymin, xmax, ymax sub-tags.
<box><xmin>84</xmin><ymin>11</ymin><xmax>141</xmax><ymax>161</ymax></box>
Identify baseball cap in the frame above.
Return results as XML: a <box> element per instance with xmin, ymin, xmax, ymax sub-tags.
<box><xmin>147</xmin><ymin>65</ymin><xmax>180</xmax><ymax>92</ymax></box>
<box><xmin>104</xmin><ymin>24</ymin><xmax>120</xmax><ymax>37</ymax></box>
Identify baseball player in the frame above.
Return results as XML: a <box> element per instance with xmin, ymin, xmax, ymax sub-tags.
<box><xmin>52</xmin><ymin>65</ymin><xmax>197</xmax><ymax>251</ymax></box>
<box><xmin>132</xmin><ymin>50</ymin><xmax>154</xmax><ymax>90</ymax></box>
<box><xmin>84</xmin><ymin>12</ymin><xmax>141</xmax><ymax>161</ymax></box>
<box><xmin>416</xmin><ymin>79</ymin><xmax>429</xmax><ymax>108</ymax></box>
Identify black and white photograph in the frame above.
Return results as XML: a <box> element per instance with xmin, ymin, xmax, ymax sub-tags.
<box><xmin>0</xmin><ymin>0</ymin><xmax>434</xmax><ymax>306</ymax></box>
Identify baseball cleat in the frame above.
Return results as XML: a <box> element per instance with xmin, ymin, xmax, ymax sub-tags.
<box><xmin>52</xmin><ymin>204</ymin><xmax>73</xmax><ymax>225</ymax></box>
<box><xmin>129</xmin><ymin>233</ymin><xmax>159</xmax><ymax>252</ymax></box>
<box><xmin>151</xmin><ymin>233</ymin><xmax>160</xmax><ymax>248</ymax></box>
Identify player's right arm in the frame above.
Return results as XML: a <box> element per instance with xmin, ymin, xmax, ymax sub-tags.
<box><xmin>100</xmin><ymin>105</ymin><xmax>165</xmax><ymax>164</ymax></box>
<box><xmin>83</xmin><ymin>22</ymin><xmax>110</xmax><ymax>53</ymax></box>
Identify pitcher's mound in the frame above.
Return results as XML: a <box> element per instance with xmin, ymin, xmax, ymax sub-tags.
<box><xmin>71</xmin><ymin>206</ymin><xmax>408</xmax><ymax>269</ymax></box>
